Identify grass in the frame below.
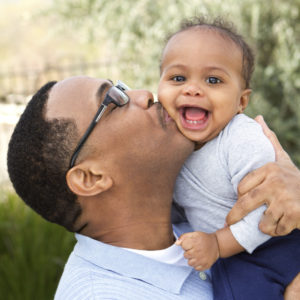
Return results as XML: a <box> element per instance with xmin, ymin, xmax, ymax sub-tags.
<box><xmin>0</xmin><ymin>189</ymin><xmax>76</xmax><ymax>300</ymax></box>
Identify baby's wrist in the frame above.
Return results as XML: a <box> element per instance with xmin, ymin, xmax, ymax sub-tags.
<box><xmin>211</xmin><ymin>232</ymin><xmax>221</xmax><ymax>260</ymax></box>
<box><xmin>215</xmin><ymin>228</ymin><xmax>245</xmax><ymax>257</ymax></box>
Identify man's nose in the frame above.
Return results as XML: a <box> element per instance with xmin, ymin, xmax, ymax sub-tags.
<box><xmin>127</xmin><ymin>90</ymin><xmax>154</xmax><ymax>109</ymax></box>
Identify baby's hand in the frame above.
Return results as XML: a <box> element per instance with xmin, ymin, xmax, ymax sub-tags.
<box><xmin>176</xmin><ymin>231</ymin><xmax>220</xmax><ymax>271</ymax></box>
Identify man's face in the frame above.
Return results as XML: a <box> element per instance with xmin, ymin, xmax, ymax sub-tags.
<box><xmin>46</xmin><ymin>76</ymin><xmax>194</xmax><ymax>182</ymax></box>
<box><xmin>158</xmin><ymin>28</ymin><xmax>249</xmax><ymax>146</ymax></box>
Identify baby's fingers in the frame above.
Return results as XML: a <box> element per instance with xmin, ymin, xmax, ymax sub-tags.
<box><xmin>187</xmin><ymin>257</ymin><xmax>207</xmax><ymax>271</ymax></box>
<box><xmin>175</xmin><ymin>232</ymin><xmax>197</xmax><ymax>250</ymax></box>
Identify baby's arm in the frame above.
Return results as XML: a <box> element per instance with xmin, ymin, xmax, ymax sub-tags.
<box><xmin>176</xmin><ymin>227</ymin><xmax>244</xmax><ymax>271</ymax></box>
<box><xmin>227</xmin><ymin>116</ymin><xmax>300</xmax><ymax>236</ymax></box>
<box><xmin>224</xmin><ymin>115</ymin><xmax>275</xmax><ymax>253</ymax></box>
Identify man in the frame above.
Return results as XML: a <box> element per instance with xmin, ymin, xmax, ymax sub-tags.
<box><xmin>7</xmin><ymin>76</ymin><xmax>300</xmax><ymax>299</ymax></box>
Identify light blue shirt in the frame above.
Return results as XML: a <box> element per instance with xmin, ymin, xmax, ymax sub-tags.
<box><xmin>55</xmin><ymin>223</ymin><xmax>213</xmax><ymax>300</ymax></box>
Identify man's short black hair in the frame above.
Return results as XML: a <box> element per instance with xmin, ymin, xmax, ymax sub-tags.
<box><xmin>7</xmin><ymin>81</ymin><xmax>81</xmax><ymax>232</ymax></box>
<box><xmin>161</xmin><ymin>15</ymin><xmax>255</xmax><ymax>89</ymax></box>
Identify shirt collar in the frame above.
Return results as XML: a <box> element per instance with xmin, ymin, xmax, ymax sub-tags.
<box><xmin>74</xmin><ymin>233</ymin><xmax>193</xmax><ymax>294</ymax></box>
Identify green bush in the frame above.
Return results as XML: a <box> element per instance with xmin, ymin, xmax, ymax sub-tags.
<box><xmin>0</xmin><ymin>190</ymin><xmax>75</xmax><ymax>300</ymax></box>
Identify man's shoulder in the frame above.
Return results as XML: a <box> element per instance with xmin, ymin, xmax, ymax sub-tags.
<box><xmin>55</xmin><ymin>232</ymin><xmax>212</xmax><ymax>300</ymax></box>
<box><xmin>55</xmin><ymin>252</ymin><xmax>151</xmax><ymax>299</ymax></box>
<box><xmin>54</xmin><ymin>252</ymin><xmax>110</xmax><ymax>299</ymax></box>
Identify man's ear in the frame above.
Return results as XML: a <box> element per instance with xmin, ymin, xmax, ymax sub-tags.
<box><xmin>66</xmin><ymin>163</ymin><xmax>113</xmax><ymax>197</ymax></box>
<box><xmin>238</xmin><ymin>89</ymin><xmax>251</xmax><ymax>113</ymax></box>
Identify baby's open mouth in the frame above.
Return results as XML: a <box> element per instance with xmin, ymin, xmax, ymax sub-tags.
<box><xmin>179</xmin><ymin>106</ymin><xmax>210</xmax><ymax>130</ymax></box>
<box><xmin>180</xmin><ymin>106</ymin><xmax>209</xmax><ymax>125</ymax></box>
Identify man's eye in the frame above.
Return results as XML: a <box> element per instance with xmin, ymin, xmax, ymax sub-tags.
<box><xmin>206</xmin><ymin>77</ymin><xmax>221</xmax><ymax>84</ymax></box>
<box><xmin>171</xmin><ymin>75</ymin><xmax>186</xmax><ymax>82</ymax></box>
<box><xmin>110</xmin><ymin>104</ymin><xmax>118</xmax><ymax>112</ymax></box>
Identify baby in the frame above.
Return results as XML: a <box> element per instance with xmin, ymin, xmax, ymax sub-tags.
<box><xmin>158</xmin><ymin>16</ymin><xmax>300</xmax><ymax>299</ymax></box>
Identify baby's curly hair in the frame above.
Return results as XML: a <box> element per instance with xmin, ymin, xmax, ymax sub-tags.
<box><xmin>7</xmin><ymin>81</ymin><xmax>81</xmax><ymax>232</ymax></box>
<box><xmin>161</xmin><ymin>16</ymin><xmax>255</xmax><ymax>88</ymax></box>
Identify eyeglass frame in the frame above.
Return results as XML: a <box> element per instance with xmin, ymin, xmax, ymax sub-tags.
<box><xmin>69</xmin><ymin>80</ymin><xmax>130</xmax><ymax>169</ymax></box>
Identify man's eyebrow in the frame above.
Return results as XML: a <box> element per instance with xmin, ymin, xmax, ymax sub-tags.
<box><xmin>96</xmin><ymin>81</ymin><xmax>112</xmax><ymax>104</ymax></box>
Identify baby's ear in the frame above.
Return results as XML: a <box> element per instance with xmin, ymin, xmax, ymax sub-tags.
<box><xmin>66</xmin><ymin>162</ymin><xmax>113</xmax><ymax>197</ymax></box>
<box><xmin>238</xmin><ymin>89</ymin><xmax>252</xmax><ymax>113</ymax></box>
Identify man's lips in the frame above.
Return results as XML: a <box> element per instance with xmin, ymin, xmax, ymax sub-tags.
<box><xmin>155</xmin><ymin>102</ymin><xmax>169</xmax><ymax>129</ymax></box>
<box><xmin>164</xmin><ymin>109</ymin><xmax>173</xmax><ymax>123</ymax></box>
<box><xmin>179</xmin><ymin>106</ymin><xmax>210</xmax><ymax>130</ymax></box>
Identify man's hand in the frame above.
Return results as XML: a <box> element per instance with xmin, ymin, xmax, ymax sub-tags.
<box><xmin>176</xmin><ymin>231</ymin><xmax>219</xmax><ymax>271</ymax></box>
<box><xmin>226</xmin><ymin>115</ymin><xmax>300</xmax><ymax>236</ymax></box>
<box><xmin>284</xmin><ymin>272</ymin><xmax>300</xmax><ymax>299</ymax></box>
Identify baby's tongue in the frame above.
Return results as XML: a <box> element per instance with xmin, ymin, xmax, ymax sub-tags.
<box><xmin>185</xmin><ymin>107</ymin><xmax>206</xmax><ymax>120</ymax></box>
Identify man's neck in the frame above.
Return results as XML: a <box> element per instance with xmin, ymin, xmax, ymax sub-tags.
<box><xmin>89</xmin><ymin>218</ymin><xmax>175</xmax><ymax>250</ymax></box>
<box><xmin>78</xmin><ymin>178</ymin><xmax>177</xmax><ymax>250</ymax></box>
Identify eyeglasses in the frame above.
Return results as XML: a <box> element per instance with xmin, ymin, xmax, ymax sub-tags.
<box><xmin>69</xmin><ymin>80</ymin><xmax>130</xmax><ymax>169</ymax></box>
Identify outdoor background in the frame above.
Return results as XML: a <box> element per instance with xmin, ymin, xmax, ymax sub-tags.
<box><xmin>0</xmin><ymin>0</ymin><xmax>299</xmax><ymax>299</ymax></box>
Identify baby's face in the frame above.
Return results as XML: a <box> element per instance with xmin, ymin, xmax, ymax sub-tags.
<box><xmin>158</xmin><ymin>28</ymin><xmax>251</xmax><ymax>145</ymax></box>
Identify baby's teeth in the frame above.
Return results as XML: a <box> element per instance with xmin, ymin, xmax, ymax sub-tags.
<box><xmin>186</xmin><ymin>120</ymin><xmax>202</xmax><ymax>124</ymax></box>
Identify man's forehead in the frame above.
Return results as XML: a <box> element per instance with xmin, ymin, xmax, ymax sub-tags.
<box><xmin>51</xmin><ymin>76</ymin><xmax>109</xmax><ymax>98</ymax></box>
<box><xmin>46</xmin><ymin>76</ymin><xmax>110</xmax><ymax>119</ymax></box>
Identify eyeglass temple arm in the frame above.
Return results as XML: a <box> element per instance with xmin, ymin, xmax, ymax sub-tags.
<box><xmin>69</xmin><ymin>104</ymin><xmax>107</xmax><ymax>168</ymax></box>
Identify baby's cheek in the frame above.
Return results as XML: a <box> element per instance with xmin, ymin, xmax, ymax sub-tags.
<box><xmin>157</xmin><ymin>84</ymin><xmax>178</xmax><ymax>120</ymax></box>
<box><xmin>157</xmin><ymin>83</ymin><xmax>164</xmax><ymax>102</ymax></box>
<box><xmin>157</xmin><ymin>89</ymin><xmax>172</xmax><ymax>109</ymax></box>
<box><xmin>161</xmin><ymin>99</ymin><xmax>177</xmax><ymax>119</ymax></box>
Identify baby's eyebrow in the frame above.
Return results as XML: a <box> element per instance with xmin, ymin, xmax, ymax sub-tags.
<box><xmin>164</xmin><ymin>63</ymin><xmax>186</xmax><ymax>70</ymax></box>
<box><xmin>202</xmin><ymin>66</ymin><xmax>230</xmax><ymax>76</ymax></box>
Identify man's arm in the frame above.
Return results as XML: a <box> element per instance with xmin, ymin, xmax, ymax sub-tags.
<box><xmin>284</xmin><ymin>272</ymin><xmax>300</xmax><ymax>299</ymax></box>
<box><xmin>226</xmin><ymin>115</ymin><xmax>300</xmax><ymax>236</ymax></box>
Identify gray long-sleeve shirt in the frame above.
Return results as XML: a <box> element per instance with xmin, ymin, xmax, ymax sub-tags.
<box><xmin>174</xmin><ymin>114</ymin><xmax>275</xmax><ymax>253</ymax></box>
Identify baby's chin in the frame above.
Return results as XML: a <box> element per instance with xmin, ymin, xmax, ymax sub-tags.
<box><xmin>194</xmin><ymin>141</ymin><xmax>205</xmax><ymax>151</ymax></box>
<box><xmin>176</xmin><ymin>127</ymin><xmax>205</xmax><ymax>150</ymax></box>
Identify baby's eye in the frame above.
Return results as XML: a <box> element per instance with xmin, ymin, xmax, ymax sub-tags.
<box><xmin>206</xmin><ymin>77</ymin><xmax>221</xmax><ymax>84</ymax></box>
<box><xmin>171</xmin><ymin>75</ymin><xmax>186</xmax><ymax>82</ymax></box>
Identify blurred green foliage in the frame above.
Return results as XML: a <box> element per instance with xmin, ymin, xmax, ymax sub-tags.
<box><xmin>47</xmin><ymin>0</ymin><xmax>300</xmax><ymax>166</ymax></box>
<box><xmin>0</xmin><ymin>190</ymin><xmax>75</xmax><ymax>300</ymax></box>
